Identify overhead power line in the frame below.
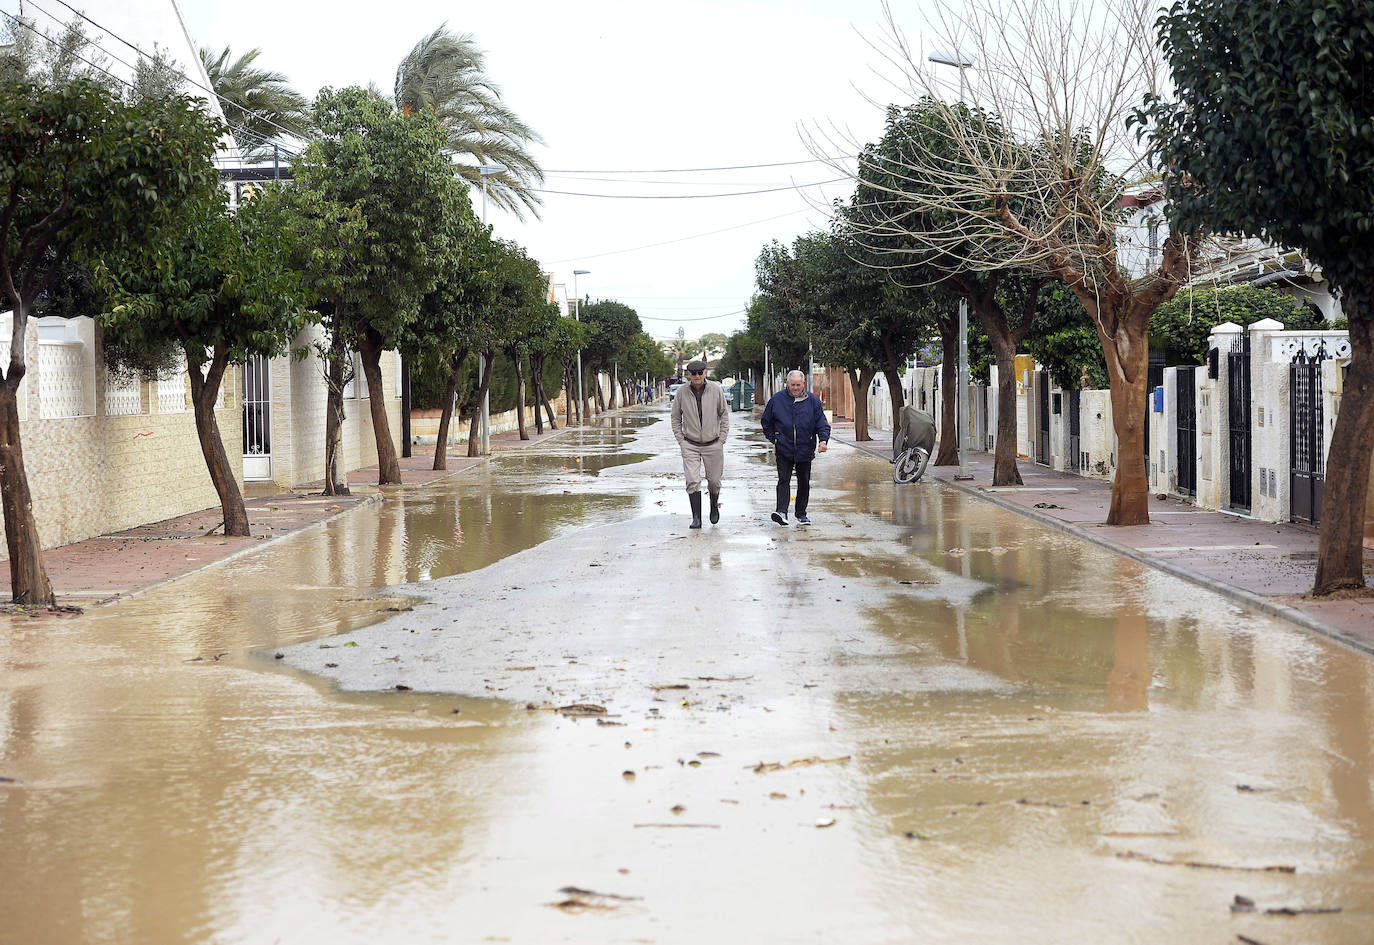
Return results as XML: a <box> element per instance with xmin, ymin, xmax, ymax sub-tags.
<box><xmin>544</xmin><ymin>156</ymin><xmax>856</xmax><ymax>174</ymax></box>
<box><xmin>544</xmin><ymin>208</ymin><xmax>813</xmax><ymax>264</ymax></box>
<box><xmin>535</xmin><ymin>178</ymin><xmax>849</xmax><ymax>200</ymax></box>
<box><xmin>19</xmin><ymin>0</ymin><xmax>306</xmax><ymax>159</ymax></box>
<box><xmin>638</xmin><ymin>311</ymin><xmax>746</xmax><ymax>323</ymax></box>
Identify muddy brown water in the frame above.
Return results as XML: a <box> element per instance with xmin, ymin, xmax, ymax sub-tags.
<box><xmin>1</xmin><ymin>407</ymin><xmax>1371</xmax><ymax>944</ymax></box>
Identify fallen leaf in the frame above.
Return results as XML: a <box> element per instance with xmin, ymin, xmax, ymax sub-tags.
<box><xmin>557</xmin><ymin>703</ymin><xmax>608</xmax><ymax>717</ymax></box>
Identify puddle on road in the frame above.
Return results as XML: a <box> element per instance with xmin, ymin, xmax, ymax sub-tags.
<box><xmin>2</xmin><ymin>406</ymin><xmax>1373</xmax><ymax>943</ymax></box>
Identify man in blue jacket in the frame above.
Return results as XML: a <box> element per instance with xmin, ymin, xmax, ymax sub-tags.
<box><xmin>761</xmin><ymin>370</ymin><xmax>830</xmax><ymax>525</ymax></box>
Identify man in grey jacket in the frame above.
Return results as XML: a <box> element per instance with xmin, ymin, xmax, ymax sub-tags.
<box><xmin>669</xmin><ymin>360</ymin><xmax>730</xmax><ymax>528</ymax></box>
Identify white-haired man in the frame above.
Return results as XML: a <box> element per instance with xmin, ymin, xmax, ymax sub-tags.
<box><xmin>760</xmin><ymin>370</ymin><xmax>830</xmax><ymax>525</ymax></box>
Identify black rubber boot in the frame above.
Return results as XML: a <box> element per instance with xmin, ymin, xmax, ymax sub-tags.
<box><xmin>689</xmin><ymin>492</ymin><xmax>702</xmax><ymax>529</ymax></box>
<box><xmin>708</xmin><ymin>491</ymin><xmax>720</xmax><ymax>525</ymax></box>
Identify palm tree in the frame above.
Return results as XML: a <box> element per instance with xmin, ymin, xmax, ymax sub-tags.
<box><xmin>199</xmin><ymin>46</ymin><xmax>314</xmax><ymax>164</ymax></box>
<box><xmin>394</xmin><ymin>26</ymin><xmax>545</xmax><ymax>221</ymax></box>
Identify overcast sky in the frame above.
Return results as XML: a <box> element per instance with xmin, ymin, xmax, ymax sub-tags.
<box><xmin>181</xmin><ymin>0</ymin><xmax>950</xmax><ymax>340</ymax></box>
<box><xmin>23</xmin><ymin>0</ymin><xmax>948</xmax><ymax>341</ymax></box>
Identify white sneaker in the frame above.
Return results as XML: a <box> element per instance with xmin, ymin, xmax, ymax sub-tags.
<box><xmin>770</xmin><ymin>511</ymin><xmax>789</xmax><ymax>526</ymax></box>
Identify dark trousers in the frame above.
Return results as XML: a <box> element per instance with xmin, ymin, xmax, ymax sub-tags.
<box><xmin>775</xmin><ymin>455</ymin><xmax>812</xmax><ymax>516</ymax></box>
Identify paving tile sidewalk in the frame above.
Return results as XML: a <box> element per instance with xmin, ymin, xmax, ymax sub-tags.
<box><xmin>4</xmin><ymin>422</ymin><xmax>571</xmax><ymax>605</ymax></box>
<box><xmin>829</xmin><ymin>418</ymin><xmax>1374</xmax><ymax>655</ymax></box>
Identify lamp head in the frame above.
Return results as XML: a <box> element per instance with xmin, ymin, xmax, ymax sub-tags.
<box><xmin>928</xmin><ymin>51</ymin><xmax>975</xmax><ymax>68</ymax></box>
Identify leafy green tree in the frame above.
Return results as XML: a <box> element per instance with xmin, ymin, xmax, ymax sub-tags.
<box><xmin>1149</xmin><ymin>286</ymin><xmax>1324</xmax><ymax>366</ymax></box>
<box><xmin>200</xmin><ymin>46</ymin><xmax>315</xmax><ymax>163</ymax></box>
<box><xmin>547</xmin><ymin>316</ymin><xmax>588</xmax><ymax>422</ymax></box>
<box><xmin>698</xmin><ymin>332</ymin><xmax>729</xmax><ymax>357</ymax></box>
<box><xmin>785</xmin><ymin>231</ymin><xmax>886</xmax><ymax>439</ymax></box>
<box><xmin>752</xmin><ymin>241</ymin><xmax>819</xmax><ymax>390</ymax></box>
<box><xmin>0</xmin><ymin>77</ymin><xmax>223</xmax><ymax>606</ymax></box>
<box><xmin>250</xmin><ymin>178</ymin><xmax>367</xmax><ymax>494</ymax></box>
<box><xmin>96</xmin><ymin>191</ymin><xmax>312</xmax><ymax>536</ymax></box>
<box><xmin>493</xmin><ymin>242</ymin><xmax>554</xmax><ymax>439</ymax></box>
<box><xmin>1023</xmin><ymin>284</ymin><xmax>1109</xmax><ymax>391</ymax></box>
<box><xmin>291</xmin><ymin>86</ymin><xmax>459</xmax><ymax>483</ymax></box>
<box><xmin>1144</xmin><ymin>0</ymin><xmax>1374</xmax><ymax>595</ymax></box>
<box><xmin>523</xmin><ymin>301</ymin><xmax>569</xmax><ymax>433</ymax></box>
<box><xmin>848</xmin><ymin>101</ymin><xmax>1048</xmax><ymax>482</ymax></box>
<box><xmin>394</xmin><ymin>26</ymin><xmax>545</xmax><ymax>220</ymax></box>
<box><xmin>580</xmin><ymin>300</ymin><xmax>643</xmax><ymax>413</ymax></box>
<box><xmin>618</xmin><ymin>331</ymin><xmax>672</xmax><ymax>404</ymax></box>
<box><xmin>398</xmin><ymin>201</ymin><xmax>485</xmax><ymax>469</ymax></box>
<box><xmin>0</xmin><ymin>14</ymin><xmax>106</xmax><ymax>88</ymax></box>
<box><xmin>852</xmin><ymin>0</ymin><xmax>1195</xmax><ymax>515</ymax></box>
<box><xmin>719</xmin><ymin>324</ymin><xmax>765</xmax><ymax>395</ymax></box>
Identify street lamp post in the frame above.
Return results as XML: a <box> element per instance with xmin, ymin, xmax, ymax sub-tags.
<box><xmin>928</xmin><ymin>52</ymin><xmax>975</xmax><ymax>481</ymax></box>
<box><xmin>573</xmin><ymin>269</ymin><xmax>589</xmax><ymax>423</ymax></box>
<box><xmin>477</xmin><ymin>162</ymin><xmax>507</xmax><ymax>455</ymax></box>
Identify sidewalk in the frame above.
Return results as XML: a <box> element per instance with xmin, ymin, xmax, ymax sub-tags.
<box><xmin>3</xmin><ymin>422</ymin><xmax>571</xmax><ymax>606</ymax></box>
<box><xmin>829</xmin><ymin>418</ymin><xmax>1374</xmax><ymax>655</ymax></box>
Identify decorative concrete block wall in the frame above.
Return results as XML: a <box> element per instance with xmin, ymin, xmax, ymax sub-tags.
<box><xmin>1248</xmin><ymin>319</ymin><xmax>1290</xmax><ymax>522</ymax></box>
<box><xmin>0</xmin><ymin>318</ymin><xmax>240</xmax><ymax>555</ymax></box>
<box><xmin>1048</xmin><ymin>382</ymin><xmax>1072</xmax><ymax>473</ymax></box>
<box><xmin>0</xmin><ymin>314</ymin><xmax>414</xmax><ymax>560</ymax></box>
<box><xmin>1079</xmin><ymin>389</ymin><xmax>1116</xmax><ymax>480</ymax></box>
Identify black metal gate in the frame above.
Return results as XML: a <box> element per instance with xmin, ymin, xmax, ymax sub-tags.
<box><xmin>1037</xmin><ymin>371</ymin><xmax>1050</xmax><ymax>464</ymax></box>
<box><xmin>1290</xmin><ymin>348</ymin><xmax>1326</xmax><ymax>525</ymax></box>
<box><xmin>1144</xmin><ymin>350</ymin><xmax>1165</xmax><ymax>463</ymax></box>
<box><xmin>1176</xmin><ymin>367</ymin><xmax>1197</xmax><ymax>497</ymax></box>
<box><xmin>1227</xmin><ymin>334</ymin><xmax>1251</xmax><ymax>512</ymax></box>
<box><xmin>1068</xmin><ymin>388</ymin><xmax>1082</xmax><ymax>472</ymax></box>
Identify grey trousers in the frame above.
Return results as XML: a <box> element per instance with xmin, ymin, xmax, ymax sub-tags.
<box><xmin>679</xmin><ymin>440</ymin><xmax>724</xmax><ymax>494</ymax></box>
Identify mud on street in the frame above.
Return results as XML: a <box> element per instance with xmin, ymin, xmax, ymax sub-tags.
<box><xmin>3</xmin><ymin>405</ymin><xmax>1373</xmax><ymax>944</ymax></box>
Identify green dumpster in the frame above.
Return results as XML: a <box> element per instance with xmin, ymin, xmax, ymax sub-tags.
<box><xmin>728</xmin><ymin>380</ymin><xmax>755</xmax><ymax>411</ymax></box>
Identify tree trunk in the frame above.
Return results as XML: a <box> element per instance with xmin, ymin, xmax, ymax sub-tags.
<box><xmin>323</xmin><ymin>331</ymin><xmax>350</xmax><ymax>497</ymax></box>
<box><xmin>560</xmin><ymin>363</ymin><xmax>569</xmax><ymax>424</ymax></box>
<box><xmin>357</xmin><ymin>331</ymin><xmax>401</xmax><ymax>485</ymax></box>
<box><xmin>467</xmin><ymin>349</ymin><xmax>494</xmax><ymax>457</ymax></box>
<box><xmin>533</xmin><ymin>355</ymin><xmax>558</xmax><ymax>431</ymax></box>
<box><xmin>882</xmin><ymin>367</ymin><xmax>904</xmax><ymax>452</ymax></box>
<box><xmin>514</xmin><ymin>353</ymin><xmax>529</xmax><ymax>440</ymax></box>
<box><xmin>187</xmin><ymin>346</ymin><xmax>249</xmax><ymax>536</ymax></box>
<box><xmin>594</xmin><ymin>369</ymin><xmax>606</xmax><ymax>414</ymax></box>
<box><xmin>433</xmin><ymin>348</ymin><xmax>466</xmax><ymax>471</ymax></box>
<box><xmin>529</xmin><ymin>354</ymin><xmax>545</xmax><ymax>434</ymax></box>
<box><xmin>846</xmin><ymin>367</ymin><xmax>875</xmax><ymax>441</ymax></box>
<box><xmin>563</xmin><ymin>359</ymin><xmax>577</xmax><ymax>424</ymax></box>
<box><xmin>991</xmin><ymin>348</ymin><xmax>1023</xmax><ymax>486</ymax></box>
<box><xmin>1314</xmin><ymin>309</ymin><xmax>1374</xmax><ymax>595</ymax></box>
<box><xmin>0</xmin><ymin>368</ymin><xmax>54</xmax><ymax>607</ymax></box>
<box><xmin>935</xmin><ymin>315</ymin><xmax>959</xmax><ymax>466</ymax></box>
<box><xmin>1101</xmin><ymin>317</ymin><xmax>1151</xmax><ymax>526</ymax></box>
<box><xmin>466</xmin><ymin>411</ymin><xmax>480</xmax><ymax>456</ymax></box>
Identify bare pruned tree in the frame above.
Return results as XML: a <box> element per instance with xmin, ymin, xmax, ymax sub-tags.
<box><xmin>816</xmin><ymin>0</ymin><xmax>1197</xmax><ymax>524</ymax></box>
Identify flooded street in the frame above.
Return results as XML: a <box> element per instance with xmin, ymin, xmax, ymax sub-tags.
<box><xmin>2</xmin><ymin>405</ymin><xmax>1372</xmax><ymax>944</ymax></box>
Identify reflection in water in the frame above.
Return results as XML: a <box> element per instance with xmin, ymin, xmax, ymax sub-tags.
<box><xmin>1</xmin><ymin>408</ymin><xmax>1373</xmax><ymax>943</ymax></box>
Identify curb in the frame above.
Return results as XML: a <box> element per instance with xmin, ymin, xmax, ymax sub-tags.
<box><xmin>834</xmin><ymin>437</ymin><xmax>1374</xmax><ymax>658</ymax></box>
